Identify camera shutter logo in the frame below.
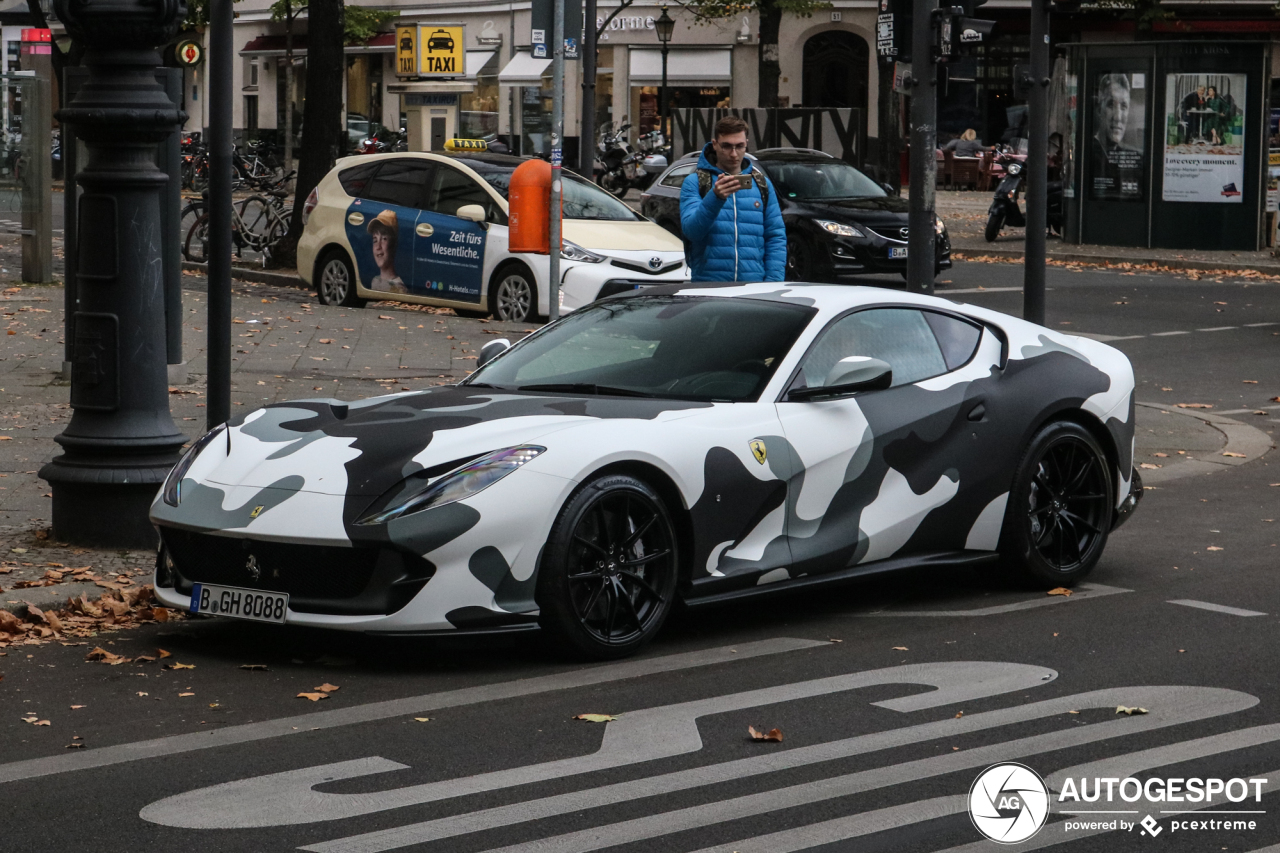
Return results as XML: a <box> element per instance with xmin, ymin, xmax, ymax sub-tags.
<box><xmin>969</xmin><ymin>763</ymin><xmax>1050</xmax><ymax>843</ymax></box>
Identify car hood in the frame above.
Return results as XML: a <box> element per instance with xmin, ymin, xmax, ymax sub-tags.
<box><xmin>212</xmin><ymin>386</ymin><xmax>712</xmax><ymax>497</ymax></box>
<box><xmin>789</xmin><ymin>196</ymin><xmax>910</xmax><ymax>229</ymax></box>
<box><xmin>564</xmin><ymin>219</ymin><xmax>684</xmax><ymax>253</ymax></box>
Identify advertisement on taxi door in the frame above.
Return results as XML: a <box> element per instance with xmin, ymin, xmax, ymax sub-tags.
<box><xmin>345</xmin><ymin>199</ymin><xmax>486</xmax><ymax>302</ymax></box>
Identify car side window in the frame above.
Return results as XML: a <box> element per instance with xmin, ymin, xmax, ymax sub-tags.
<box><xmin>428</xmin><ymin>164</ymin><xmax>495</xmax><ymax>218</ymax></box>
<box><xmin>338</xmin><ymin>162</ymin><xmax>380</xmax><ymax>198</ymax></box>
<box><xmin>795</xmin><ymin>308</ymin><xmax>948</xmax><ymax>390</ymax></box>
<box><xmin>660</xmin><ymin>164</ymin><xmax>695</xmax><ymax>188</ymax></box>
<box><xmin>923</xmin><ymin>311</ymin><xmax>983</xmax><ymax>371</ymax></box>
<box><xmin>361</xmin><ymin>159</ymin><xmax>433</xmax><ymax>208</ymax></box>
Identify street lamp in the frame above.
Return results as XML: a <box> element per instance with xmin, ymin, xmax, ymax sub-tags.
<box><xmin>655</xmin><ymin>6</ymin><xmax>674</xmax><ymax>142</ymax></box>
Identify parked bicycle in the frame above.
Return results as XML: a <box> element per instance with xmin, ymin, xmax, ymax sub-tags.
<box><xmin>182</xmin><ymin>176</ymin><xmax>294</xmax><ymax>264</ymax></box>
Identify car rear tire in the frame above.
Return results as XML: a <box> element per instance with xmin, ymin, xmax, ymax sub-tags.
<box><xmin>317</xmin><ymin>249</ymin><xmax>366</xmax><ymax>308</ymax></box>
<box><xmin>490</xmin><ymin>263</ymin><xmax>538</xmax><ymax>323</ymax></box>
<box><xmin>984</xmin><ymin>210</ymin><xmax>1005</xmax><ymax>243</ymax></box>
<box><xmin>537</xmin><ymin>474</ymin><xmax>679</xmax><ymax>660</ymax></box>
<box><xmin>997</xmin><ymin>420</ymin><xmax>1113</xmax><ymax>588</ymax></box>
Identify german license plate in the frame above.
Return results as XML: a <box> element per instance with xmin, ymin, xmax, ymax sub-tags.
<box><xmin>889</xmin><ymin>247</ymin><xmax>908</xmax><ymax>259</ymax></box>
<box><xmin>190</xmin><ymin>583</ymin><xmax>288</xmax><ymax>624</ymax></box>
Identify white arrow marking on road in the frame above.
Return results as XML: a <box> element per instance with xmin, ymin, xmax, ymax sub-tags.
<box><xmin>380</xmin><ymin>685</ymin><xmax>1252</xmax><ymax>853</ymax></box>
<box><xmin>142</xmin><ymin>661</ymin><xmax>1058</xmax><ymax>830</ymax></box>
<box><xmin>0</xmin><ymin>637</ymin><xmax>826</xmax><ymax>785</ymax></box>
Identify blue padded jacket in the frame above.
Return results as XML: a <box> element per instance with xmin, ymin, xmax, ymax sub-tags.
<box><xmin>679</xmin><ymin>143</ymin><xmax>786</xmax><ymax>282</ymax></box>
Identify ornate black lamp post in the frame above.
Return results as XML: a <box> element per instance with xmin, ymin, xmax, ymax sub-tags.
<box><xmin>40</xmin><ymin>0</ymin><xmax>189</xmax><ymax>547</ymax></box>
<box><xmin>655</xmin><ymin>6</ymin><xmax>674</xmax><ymax>141</ymax></box>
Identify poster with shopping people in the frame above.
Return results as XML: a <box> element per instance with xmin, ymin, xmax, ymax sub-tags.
<box><xmin>1162</xmin><ymin>73</ymin><xmax>1246</xmax><ymax>203</ymax></box>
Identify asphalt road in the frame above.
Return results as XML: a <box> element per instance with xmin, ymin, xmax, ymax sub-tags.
<box><xmin>2</xmin><ymin>260</ymin><xmax>1279</xmax><ymax>853</ymax></box>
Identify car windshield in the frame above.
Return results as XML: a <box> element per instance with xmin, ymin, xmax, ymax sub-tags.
<box><xmin>467</xmin><ymin>295</ymin><xmax>815</xmax><ymax>402</ymax></box>
<box><xmin>475</xmin><ymin>165</ymin><xmax>641</xmax><ymax>221</ymax></box>
<box><xmin>758</xmin><ymin>160</ymin><xmax>886</xmax><ymax>201</ymax></box>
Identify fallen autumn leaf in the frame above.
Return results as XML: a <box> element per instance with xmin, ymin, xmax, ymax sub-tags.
<box><xmin>748</xmin><ymin>725</ymin><xmax>784</xmax><ymax>742</ymax></box>
<box><xmin>1047</xmin><ymin>588</ymin><xmax>1072</xmax><ymax>596</ymax></box>
<box><xmin>297</xmin><ymin>692</ymin><xmax>329</xmax><ymax>701</ymax></box>
<box><xmin>1116</xmin><ymin>706</ymin><xmax>1149</xmax><ymax>716</ymax></box>
<box><xmin>572</xmin><ymin>713</ymin><xmax>617</xmax><ymax>723</ymax></box>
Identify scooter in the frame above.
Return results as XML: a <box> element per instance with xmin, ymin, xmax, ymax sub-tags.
<box><xmin>985</xmin><ymin>149</ymin><xmax>1063</xmax><ymax>242</ymax></box>
<box><xmin>597</xmin><ymin>123</ymin><xmax>667</xmax><ymax>197</ymax></box>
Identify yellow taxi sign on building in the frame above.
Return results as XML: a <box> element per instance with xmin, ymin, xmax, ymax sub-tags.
<box><xmin>444</xmin><ymin>138</ymin><xmax>488</xmax><ymax>152</ymax></box>
<box><xmin>395</xmin><ymin>25</ymin><xmax>417</xmax><ymax>77</ymax></box>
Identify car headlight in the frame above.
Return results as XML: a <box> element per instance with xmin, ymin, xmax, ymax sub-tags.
<box><xmin>935</xmin><ymin>217</ymin><xmax>946</xmax><ymax>235</ymax></box>
<box><xmin>1006</xmin><ymin>162</ymin><xmax>1023</xmax><ymax>176</ymax></box>
<box><xmin>357</xmin><ymin>445</ymin><xmax>546</xmax><ymax>525</ymax></box>
<box><xmin>817</xmin><ymin>220</ymin><xmax>864</xmax><ymax>238</ymax></box>
<box><xmin>162</xmin><ymin>423</ymin><xmax>227</xmax><ymax>507</ymax></box>
<box><xmin>561</xmin><ymin>241</ymin><xmax>606</xmax><ymax>263</ymax></box>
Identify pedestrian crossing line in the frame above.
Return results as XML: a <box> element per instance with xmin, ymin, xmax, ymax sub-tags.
<box><xmin>303</xmin><ymin>685</ymin><xmax>1253</xmax><ymax>853</ymax></box>
<box><xmin>1168</xmin><ymin>599</ymin><xmax>1267</xmax><ymax>617</ymax></box>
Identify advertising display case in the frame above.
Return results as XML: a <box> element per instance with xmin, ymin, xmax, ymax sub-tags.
<box><xmin>1064</xmin><ymin>41</ymin><xmax>1270</xmax><ymax>251</ymax></box>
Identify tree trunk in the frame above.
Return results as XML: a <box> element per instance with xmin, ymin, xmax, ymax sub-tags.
<box><xmin>273</xmin><ymin>0</ymin><xmax>344</xmax><ymax>270</ymax></box>
<box><xmin>283</xmin><ymin>3</ymin><xmax>294</xmax><ymax>179</ymax></box>
<box><xmin>756</xmin><ymin>0</ymin><xmax>782</xmax><ymax>108</ymax></box>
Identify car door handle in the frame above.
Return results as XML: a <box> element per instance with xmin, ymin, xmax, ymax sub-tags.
<box><xmin>967</xmin><ymin>403</ymin><xmax>986</xmax><ymax>422</ymax></box>
<box><xmin>416</xmin><ymin>222</ymin><xmax>435</xmax><ymax>237</ymax></box>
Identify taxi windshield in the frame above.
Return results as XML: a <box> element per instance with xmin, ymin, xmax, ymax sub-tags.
<box><xmin>474</xmin><ymin>165</ymin><xmax>641</xmax><ymax>221</ymax></box>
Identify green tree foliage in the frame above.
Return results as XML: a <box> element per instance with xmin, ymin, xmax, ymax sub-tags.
<box><xmin>268</xmin><ymin>0</ymin><xmax>396</xmax><ymax>42</ymax></box>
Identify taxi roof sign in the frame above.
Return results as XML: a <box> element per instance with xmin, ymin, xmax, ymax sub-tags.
<box><xmin>445</xmin><ymin>138</ymin><xmax>488</xmax><ymax>152</ymax></box>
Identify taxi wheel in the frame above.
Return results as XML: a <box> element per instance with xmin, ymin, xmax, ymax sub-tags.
<box><xmin>491</xmin><ymin>264</ymin><xmax>537</xmax><ymax>322</ymax></box>
<box><xmin>317</xmin><ymin>249</ymin><xmax>365</xmax><ymax>308</ymax></box>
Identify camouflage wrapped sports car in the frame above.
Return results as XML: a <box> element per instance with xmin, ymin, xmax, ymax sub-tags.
<box><xmin>151</xmin><ymin>283</ymin><xmax>1141</xmax><ymax>659</ymax></box>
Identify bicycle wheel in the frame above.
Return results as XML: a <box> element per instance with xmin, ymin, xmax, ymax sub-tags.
<box><xmin>180</xmin><ymin>201</ymin><xmax>205</xmax><ymax>260</ymax></box>
<box><xmin>183</xmin><ymin>212</ymin><xmax>211</xmax><ymax>263</ymax></box>
<box><xmin>237</xmin><ymin>196</ymin><xmax>288</xmax><ymax>251</ymax></box>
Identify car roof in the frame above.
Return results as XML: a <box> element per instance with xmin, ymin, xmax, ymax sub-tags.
<box><xmin>753</xmin><ymin>150</ymin><xmax>842</xmax><ymax>163</ymax></box>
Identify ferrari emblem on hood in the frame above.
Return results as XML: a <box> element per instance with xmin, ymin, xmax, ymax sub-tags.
<box><xmin>249</xmin><ymin>505</ymin><xmax>265</xmax><ymax>519</ymax></box>
<box><xmin>749</xmin><ymin>439</ymin><xmax>767</xmax><ymax>465</ymax></box>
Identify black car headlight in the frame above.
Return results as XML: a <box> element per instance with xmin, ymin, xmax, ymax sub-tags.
<box><xmin>162</xmin><ymin>423</ymin><xmax>227</xmax><ymax>507</ymax></box>
<box><xmin>357</xmin><ymin>445</ymin><xmax>546</xmax><ymax>525</ymax></box>
<box><xmin>817</xmin><ymin>220</ymin><xmax>864</xmax><ymax>238</ymax></box>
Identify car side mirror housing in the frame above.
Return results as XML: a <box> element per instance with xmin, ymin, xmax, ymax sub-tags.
<box><xmin>477</xmin><ymin>337</ymin><xmax>511</xmax><ymax>368</ymax></box>
<box><xmin>787</xmin><ymin>357</ymin><xmax>892</xmax><ymax>401</ymax></box>
<box><xmin>880</xmin><ymin>182</ymin><xmax>896</xmax><ymax>195</ymax></box>
<box><xmin>457</xmin><ymin>204</ymin><xmax>488</xmax><ymax>228</ymax></box>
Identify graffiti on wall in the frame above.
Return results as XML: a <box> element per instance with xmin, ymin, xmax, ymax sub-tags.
<box><xmin>671</xmin><ymin>108</ymin><xmax>865</xmax><ymax>166</ymax></box>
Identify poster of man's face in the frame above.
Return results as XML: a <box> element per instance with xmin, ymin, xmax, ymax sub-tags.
<box><xmin>1090</xmin><ymin>71</ymin><xmax>1146</xmax><ymax>201</ymax></box>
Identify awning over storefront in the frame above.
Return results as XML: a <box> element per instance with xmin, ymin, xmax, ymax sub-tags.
<box><xmin>467</xmin><ymin>50</ymin><xmax>497</xmax><ymax>79</ymax></box>
<box><xmin>629</xmin><ymin>48</ymin><xmax>731</xmax><ymax>86</ymax></box>
<box><xmin>240</xmin><ymin>31</ymin><xmax>396</xmax><ymax>57</ymax></box>
<box><xmin>498</xmin><ymin>51</ymin><xmax>551</xmax><ymax>85</ymax></box>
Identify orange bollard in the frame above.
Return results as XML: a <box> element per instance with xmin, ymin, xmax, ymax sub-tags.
<box><xmin>508</xmin><ymin>159</ymin><xmax>560</xmax><ymax>254</ymax></box>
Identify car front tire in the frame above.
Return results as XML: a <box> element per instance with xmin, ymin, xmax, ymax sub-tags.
<box><xmin>998</xmin><ymin>420</ymin><xmax>1113</xmax><ymax>588</ymax></box>
<box><xmin>786</xmin><ymin>234</ymin><xmax>814</xmax><ymax>281</ymax></box>
<box><xmin>317</xmin><ymin>249</ymin><xmax>366</xmax><ymax>308</ymax></box>
<box><xmin>537</xmin><ymin>474</ymin><xmax>679</xmax><ymax>660</ymax></box>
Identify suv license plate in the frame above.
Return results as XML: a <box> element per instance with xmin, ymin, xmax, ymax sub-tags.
<box><xmin>889</xmin><ymin>247</ymin><xmax>908</xmax><ymax>259</ymax></box>
<box><xmin>190</xmin><ymin>583</ymin><xmax>288</xmax><ymax>624</ymax></box>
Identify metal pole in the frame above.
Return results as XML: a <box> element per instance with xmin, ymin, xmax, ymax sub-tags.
<box><xmin>208</xmin><ymin>0</ymin><xmax>233</xmax><ymax>428</ymax></box>
<box><xmin>548</xmin><ymin>0</ymin><xmax>564</xmax><ymax>321</ymax></box>
<box><xmin>509</xmin><ymin>3</ymin><xmax>519</xmax><ymax>155</ymax></box>
<box><xmin>661</xmin><ymin>44</ymin><xmax>668</xmax><ymax>145</ymax></box>
<box><xmin>158</xmin><ymin>69</ymin><xmax>184</xmax><ymax>369</ymax></box>
<box><xmin>1023</xmin><ymin>0</ymin><xmax>1049</xmax><ymax>325</ymax></box>
<box><xmin>580</xmin><ymin>0</ymin><xmax>597</xmax><ymax>177</ymax></box>
<box><xmin>906</xmin><ymin>0</ymin><xmax>937</xmax><ymax>295</ymax></box>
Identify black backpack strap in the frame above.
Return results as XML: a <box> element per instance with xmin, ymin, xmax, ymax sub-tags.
<box><xmin>752</xmin><ymin>169</ymin><xmax>769</xmax><ymax>210</ymax></box>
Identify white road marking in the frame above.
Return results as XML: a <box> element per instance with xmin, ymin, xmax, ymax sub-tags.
<box><xmin>145</xmin><ymin>662</ymin><xmax>1057</xmax><ymax>830</ymax></box>
<box><xmin>1216</xmin><ymin>404</ymin><xmax>1280</xmax><ymax>415</ymax></box>
<box><xmin>944</xmin><ymin>287</ymin><xmax>1026</xmax><ymax>294</ymax></box>
<box><xmin>1152</xmin><ymin>330</ymin><xmax>1191</xmax><ymax>336</ymax></box>
<box><xmin>1245</xmin><ymin>322</ymin><xmax>1279</xmax><ymax>327</ymax></box>
<box><xmin>435</xmin><ymin>686</ymin><xmax>1255</xmax><ymax>853</ymax></box>
<box><xmin>1197</xmin><ymin>326</ymin><xmax>1238</xmax><ymax>332</ymax></box>
<box><xmin>0</xmin><ymin>637</ymin><xmax>826</xmax><ymax>786</ymax></box>
<box><xmin>849</xmin><ymin>582</ymin><xmax>1130</xmax><ymax>618</ymax></box>
<box><xmin>1168</xmin><ymin>599</ymin><xmax>1267</xmax><ymax>617</ymax></box>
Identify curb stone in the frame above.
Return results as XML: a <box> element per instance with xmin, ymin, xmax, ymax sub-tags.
<box><xmin>952</xmin><ymin>246</ymin><xmax>1280</xmax><ymax>277</ymax></box>
<box><xmin>1135</xmin><ymin>402</ymin><xmax>1275</xmax><ymax>485</ymax></box>
<box><xmin>182</xmin><ymin>260</ymin><xmax>307</xmax><ymax>290</ymax></box>
<box><xmin>1</xmin><ymin>581</ymin><xmax>114</xmax><ymax>618</ymax></box>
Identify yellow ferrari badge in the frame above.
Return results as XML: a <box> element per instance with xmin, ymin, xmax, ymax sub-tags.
<box><xmin>749</xmin><ymin>439</ymin><xmax>767</xmax><ymax>465</ymax></box>
<box><xmin>249</xmin><ymin>505</ymin><xmax>265</xmax><ymax>519</ymax></box>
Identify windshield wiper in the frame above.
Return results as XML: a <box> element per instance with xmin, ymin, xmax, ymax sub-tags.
<box><xmin>516</xmin><ymin>383</ymin><xmax>657</xmax><ymax>398</ymax></box>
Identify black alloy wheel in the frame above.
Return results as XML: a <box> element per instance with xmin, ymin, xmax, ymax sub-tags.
<box><xmin>538</xmin><ymin>474</ymin><xmax>679</xmax><ymax>659</ymax></box>
<box><xmin>999</xmin><ymin>420</ymin><xmax>1112</xmax><ymax>587</ymax></box>
<box><xmin>786</xmin><ymin>234</ymin><xmax>813</xmax><ymax>281</ymax></box>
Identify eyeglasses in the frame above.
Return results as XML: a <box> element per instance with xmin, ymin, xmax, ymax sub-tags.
<box><xmin>716</xmin><ymin>142</ymin><xmax>747</xmax><ymax>152</ymax></box>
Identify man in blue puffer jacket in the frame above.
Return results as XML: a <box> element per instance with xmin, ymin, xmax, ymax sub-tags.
<box><xmin>679</xmin><ymin>115</ymin><xmax>787</xmax><ymax>282</ymax></box>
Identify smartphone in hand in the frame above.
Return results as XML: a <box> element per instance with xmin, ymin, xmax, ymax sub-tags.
<box><xmin>736</xmin><ymin>174</ymin><xmax>752</xmax><ymax>190</ymax></box>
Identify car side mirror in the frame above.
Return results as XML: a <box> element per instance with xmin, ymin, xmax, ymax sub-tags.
<box><xmin>880</xmin><ymin>182</ymin><xmax>895</xmax><ymax>195</ymax></box>
<box><xmin>477</xmin><ymin>337</ymin><xmax>511</xmax><ymax>368</ymax></box>
<box><xmin>786</xmin><ymin>357</ymin><xmax>892</xmax><ymax>401</ymax></box>
<box><xmin>457</xmin><ymin>204</ymin><xmax>488</xmax><ymax>229</ymax></box>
